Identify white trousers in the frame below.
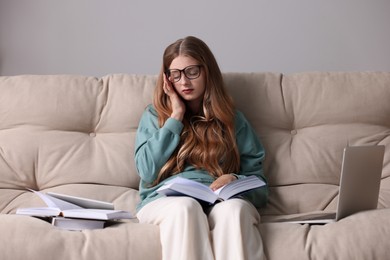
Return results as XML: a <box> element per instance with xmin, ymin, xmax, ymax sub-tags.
<box><xmin>137</xmin><ymin>197</ymin><xmax>266</xmax><ymax>260</ymax></box>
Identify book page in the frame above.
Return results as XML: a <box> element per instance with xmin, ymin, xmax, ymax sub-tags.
<box><xmin>158</xmin><ymin>177</ymin><xmax>218</xmax><ymax>204</ymax></box>
<box><xmin>215</xmin><ymin>176</ymin><xmax>266</xmax><ymax>201</ymax></box>
<box><xmin>47</xmin><ymin>192</ymin><xmax>114</xmax><ymax>210</ymax></box>
<box><xmin>16</xmin><ymin>207</ymin><xmax>61</xmax><ymax>217</ymax></box>
<box><xmin>29</xmin><ymin>189</ymin><xmax>82</xmax><ymax>210</ymax></box>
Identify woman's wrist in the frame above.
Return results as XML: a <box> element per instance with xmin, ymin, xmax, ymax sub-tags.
<box><xmin>170</xmin><ymin>112</ymin><xmax>183</xmax><ymax>122</ymax></box>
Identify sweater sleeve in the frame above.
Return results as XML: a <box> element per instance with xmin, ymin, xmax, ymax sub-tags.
<box><xmin>234</xmin><ymin>111</ymin><xmax>269</xmax><ymax>208</ymax></box>
<box><xmin>134</xmin><ymin>105</ymin><xmax>183</xmax><ymax>184</ymax></box>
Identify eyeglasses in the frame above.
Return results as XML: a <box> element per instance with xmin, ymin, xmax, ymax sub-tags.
<box><xmin>165</xmin><ymin>65</ymin><xmax>202</xmax><ymax>83</ymax></box>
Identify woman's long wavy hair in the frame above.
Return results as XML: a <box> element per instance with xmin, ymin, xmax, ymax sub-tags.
<box><xmin>153</xmin><ymin>36</ymin><xmax>240</xmax><ymax>184</ymax></box>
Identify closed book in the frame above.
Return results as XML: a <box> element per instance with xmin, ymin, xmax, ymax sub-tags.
<box><xmin>51</xmin><ymin>217</ymin><xmax>105</xmax><ymax>231</ymax></box>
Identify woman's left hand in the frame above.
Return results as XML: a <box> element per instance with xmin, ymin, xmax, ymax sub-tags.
<box><xmin>209</xmin><ymin>174</ymin><xmax>237</xmax><ymax>191</ymax></box>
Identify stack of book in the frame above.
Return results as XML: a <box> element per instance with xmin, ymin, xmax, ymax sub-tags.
<box><xmin>16</xmin><ymin>189</ymin><xmax>133</xmax><ymax>231</ymax></box>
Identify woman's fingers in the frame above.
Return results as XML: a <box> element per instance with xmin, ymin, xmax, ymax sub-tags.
<box><xmin>209</xmin><ymin>174</ymin><xmax>237</xmax><ymax>191</ymax></box>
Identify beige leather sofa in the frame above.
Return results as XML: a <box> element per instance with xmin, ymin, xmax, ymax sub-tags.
<box><xmin>1</xmin><ymin>72</ymin><xmax>389</xmax><ymax>260</ymax></box>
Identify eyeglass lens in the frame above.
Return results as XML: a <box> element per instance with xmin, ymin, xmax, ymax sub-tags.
<box><xmin>167</xmin><ymin>65</ymin><xmax>201</xmax><ymax>83</ymax></box>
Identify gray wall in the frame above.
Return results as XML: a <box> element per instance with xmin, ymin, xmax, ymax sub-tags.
<box><xmin>1</xmin><ymin>0</ymin><xmax>390</xmax><ymax>77</ymax></box>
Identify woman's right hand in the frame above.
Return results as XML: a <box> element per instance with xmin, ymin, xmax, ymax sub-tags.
<box><xmin>163</xmin><ymin>75</ymin><xmax>186</xmax><ymax>121</ymax></box>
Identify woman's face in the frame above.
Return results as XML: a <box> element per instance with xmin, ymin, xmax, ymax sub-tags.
<box><xmin>168</xmin><ymin>55</ymin><xmax>206</xmax><ymax>110</ymax></box>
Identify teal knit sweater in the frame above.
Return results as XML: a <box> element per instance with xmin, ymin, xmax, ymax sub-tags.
<box><xmin>134</xmin><ymin>105</ymin><xmax>268</xmax><ymax>211</ymax></box>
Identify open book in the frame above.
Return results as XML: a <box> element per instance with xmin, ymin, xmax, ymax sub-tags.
<box><xmin>157</xmin><ymin>175</ymin><xmax>266</xmax><ymax>204</ymax></box>
<box><xmin>16</xmin><ymin>190</ymin><xmax>133</xmax><ymax>221</ymax></box>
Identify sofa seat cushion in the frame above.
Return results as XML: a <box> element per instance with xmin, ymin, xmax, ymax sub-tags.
<box><xmin>0</xmin><ymin>214</ymin><xmax>161</xmax><ymax>260</ymax></box>
<box><xmin>259</xmin><ymin>208</ymin><xmax>390</xmax><ymax>259</ymax></box>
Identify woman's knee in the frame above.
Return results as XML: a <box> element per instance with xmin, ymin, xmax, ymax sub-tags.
<box><xmin>210</xmin><ymin>199</ymin><xmax>260</xmax><ymax>223</ymax></box>
<box><xmin>164</xmin><ymin>197</ymin><xmax>205</xmax><ymax>217</ymax></box>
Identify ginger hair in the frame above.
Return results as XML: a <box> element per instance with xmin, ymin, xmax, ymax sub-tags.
<box><xmin>153</xmin><ymin>36</ymin><xmax>240</xmax><ymax>184</ymax></box>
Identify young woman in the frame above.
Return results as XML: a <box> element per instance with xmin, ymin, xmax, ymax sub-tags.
<box><xmin>135</xmin><ymin>36</ymin><xmax>268</xmax><ymax>260</ymax></box>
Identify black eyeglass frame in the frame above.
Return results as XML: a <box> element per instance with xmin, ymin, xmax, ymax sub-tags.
<box><xmin>165</xmin><ymin>65</ymin><xmax>203</xmax><ymax>83</ymax></box>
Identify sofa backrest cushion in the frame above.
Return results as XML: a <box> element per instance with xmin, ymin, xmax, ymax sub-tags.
<box><xmin>224</xmin><ymin>72</ymin><xmax>390</xmax><ymax>215</ymax></box>
<box><xmin>0</xmin><ymin>74</ymin><xmax>155</xmax><ymax>192</ymax></box>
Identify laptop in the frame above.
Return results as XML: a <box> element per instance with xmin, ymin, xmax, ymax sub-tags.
<box><xmin>278</xmin><ymin>145</ymin><xmax>385</xmax><ymax>224</ymax></box>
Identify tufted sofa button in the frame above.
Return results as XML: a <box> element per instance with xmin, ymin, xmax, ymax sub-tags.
<box><xmin>89</xmin><ymin>132</ymin><xmax>97</xmax><ymax>137</ymax></box>
<box><xmin>290</xmin><ymin>129</ymin><xmax>298</xmax><ymax>135</ymax></box>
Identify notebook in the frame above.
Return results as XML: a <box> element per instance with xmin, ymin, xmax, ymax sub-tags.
<box><xmin>278</xmin><ymin>145</ymin><xmax>385</xmax><ymax>224</ymax></box>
